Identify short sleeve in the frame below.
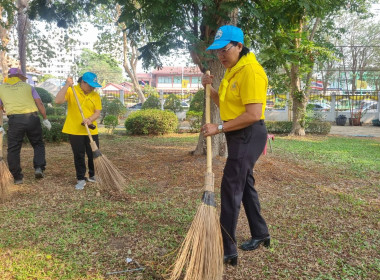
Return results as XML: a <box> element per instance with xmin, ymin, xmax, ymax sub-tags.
<box><xmin>32</xmin><ymin>87</ymin><xmax>41</xmax><ymax>99</ymax></box>
<box><xmin>239</xmin><ymin>64</ymin><xmax>267</xmax><ymax>105</ymax></box>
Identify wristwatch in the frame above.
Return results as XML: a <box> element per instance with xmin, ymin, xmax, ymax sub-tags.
<box><xmin>218</xmin><ymin>124</ymin><xmax>224</xmax><ymax>133</ymax></box>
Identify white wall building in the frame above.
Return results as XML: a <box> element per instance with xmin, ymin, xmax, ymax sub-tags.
<box><xmin>7</xmin><ymin>22</ymin><xmax>96</xmax><ymax>78</ymax></box>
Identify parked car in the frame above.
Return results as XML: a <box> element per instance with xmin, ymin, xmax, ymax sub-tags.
<box><xmin>355</xmin><ymin>101</ymin><xmax>378</xmax><ymax>113</ymax></box>
<box><xmin>129</xmin><ymin>103</ymin><xmax>142</xmax><ymax>110</ymax></box>
<box><xmin>307</xmin><ymin>102</ymin><xmax>331</xmax><ymax>111</ymax></box>
<box><xmin>180</xmin><ymin>101</ymin><xmax>190</xmax><ymax>109</ymax></box>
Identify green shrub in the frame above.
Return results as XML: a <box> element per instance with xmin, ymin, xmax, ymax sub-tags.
<box><xmin>42</xmin><ymin>122</ymin><xmax>69</xmax><ymax>143</ymax></box>
<box><xmin>164</xmin><ymin>94</ymin><xmax>182</xmax><ymax>113</ymax></box>
<box><xmin>107</xmin><ymin>99</ymin><xmax>126</xmax><ymax>117</ymax></box>
<box><xmin>265</xmin><ymin>120</ymin><xmax>331</xmax><ymax>135</ymax></box>
<box><xmin>46</xmin><ymin>106</ymin><xmax>65</xmax><ymax>116</ymax></box>
<box><xmin>125</xmin><ymin>109</ymin><xmax>178</xmax><ymax>135</ymax></box>
<box><xmin>100</xmin><ymin>97</ymin><xmax>126</xmax><ymax>123</ymax></box>
<box><xmin>306</xmin><ymin>121</ymin><xmax>331</xmax><ymax>135</ymax></box>
<box><xmin>186</xmin><ymin>111</ymin><xmax>203</xmax><ymax>133</ymax></box>
<box><xmin>142</xmin><ymin>95</ymin><xmax>161</xmax><ymax>109</ymax></box>
<box><xmin>42</xmin><ymin>115</ymin><xmax>68</xmax><ymax>142</ymax></box>
<box><xmin>265</xmin><ymin>121</ymin><xmax>293</xmax><ymax>134</ymax></box>
<box><xmin>103</xmin><ymin>115</ymin><xmax>119</xmax><ymax>134</ymax></box>
<box><xmin>35</xmin><ymin>87</ymin><xmax>54</xmax><ymax>104</ymax></box>
<box><xmin>189</xmin><ymin>89</ymin><xmax>204</xmax><ymax>112</ymax></box>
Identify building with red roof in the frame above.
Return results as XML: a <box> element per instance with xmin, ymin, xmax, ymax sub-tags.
<box><xmin>137</xmin><ymin>66</ymin><xmax>202</xmax><ymax>94</ymax></box>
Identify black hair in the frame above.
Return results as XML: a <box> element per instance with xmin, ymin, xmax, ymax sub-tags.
<box><xmin>77</xmin><ymin>77</ymin><xmax>82</xmax><ymax>83</ymax></box>
<box><xmin>230</xmin><ymin>41</ymin><xmax>250</xmax><ymax>58</ymax></box>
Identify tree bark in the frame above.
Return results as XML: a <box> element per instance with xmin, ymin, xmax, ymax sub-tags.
<box><xmin>192</xmin><ymin>59</ymin><xmax>226</xmax><ymax>156</ymax></box>
<box><xmin>290</xmin><ymin>18</ymin><xmax>306</xmax><ymax>136</ymax></box>
<box><xmin>17</xmin><ymin>0</ymin><xmax>29</xmax><ymax>74</ymax></box>
<box><xmin>122</xmin><ymin>30</ymin><xmax>146</xmax><ymax>103</ymax></box>
<box><xmin>0</xmin><ymin>6</ymin><xmax>11</xmax><ymax>79</ymax></box>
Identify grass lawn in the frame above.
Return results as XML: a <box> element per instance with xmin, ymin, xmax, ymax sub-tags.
<box><xmin>0</xmin><ymin>133</ymin><xmax>379</xmax><ymax>279</ymax></box>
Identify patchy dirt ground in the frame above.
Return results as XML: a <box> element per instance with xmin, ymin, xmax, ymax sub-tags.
<box><xmin>1</xmin><ymin>133</ymin><xmax>379</xmax><ymax>280</ymax></box>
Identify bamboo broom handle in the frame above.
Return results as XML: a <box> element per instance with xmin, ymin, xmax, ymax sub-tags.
<box><xmin>205</xmin><ymin>71</ymin><xmax>212</xmax><ymax>174</ymax></box>
<box><xmin>71</xmin><ymin>86</ymin><xmax>98</xmax><ymax>151</ymax></box>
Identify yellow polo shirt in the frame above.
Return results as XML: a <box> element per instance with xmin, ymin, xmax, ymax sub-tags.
<box><xmin>62</xmin><ymin>84</ymin><xmax>102</xmax><ymax>135</ymax></box>
<box><xmin>219</xmin><ymin>53</ymin><xmax>267</xmax><ymax>121</ymax></box>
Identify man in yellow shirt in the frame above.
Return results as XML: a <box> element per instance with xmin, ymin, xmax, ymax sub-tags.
<box><xmin>0</xmin><ymin>68</ymin><xmax>51</xmax><ymax>184</ymax></box>
<box><xmin>55</xmin><ymin>72</ymin><xmax>102</xmax><ymax>190</ymax></box>
<box><xmin>202</xmin><ymin>25</ymin><xmax>270</xmax><ymax>266</ymax></box>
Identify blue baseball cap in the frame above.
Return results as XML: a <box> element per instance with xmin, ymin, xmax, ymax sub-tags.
<box><xmin>206</xmin><ymin>25</ymin><xmax>244</xmax><ymax>50</ymax></box>
<box><xmin>82</xmin><ymin>72</ymin><xmax>101</xmax><ymax>88</ymax></box>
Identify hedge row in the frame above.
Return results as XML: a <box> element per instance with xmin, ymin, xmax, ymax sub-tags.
<box><xmin>124</xmin><ymin>109</ymin><xmax>178</xmax><ymax>135</ymax></box>
<box><xmin>265</xmin><ymin>120</ymin><xmax>331</xmax><ymax>135</ymax></box>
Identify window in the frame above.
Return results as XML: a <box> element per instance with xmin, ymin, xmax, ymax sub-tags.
<box><xmin>158</xmin><ymin>77</ymin><xmax>172</xmax><ymax>84</ymax></box>
<box><xmin>191</xmin><ymin>77</ymin><xmax>201</xmax><ymax>85</ymax></box>
<box><xmin>173</xmin><ymin>76</ymin><xmax>182</xmax><ymax>84</ymax></box>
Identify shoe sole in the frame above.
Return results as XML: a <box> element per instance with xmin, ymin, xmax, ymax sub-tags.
<box><xmin>35</xmin><ymin>173</ymin><xmax>44</xmax><ymax>179</ymax></box>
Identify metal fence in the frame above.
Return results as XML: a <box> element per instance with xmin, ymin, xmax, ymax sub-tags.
<box><xmin>100</xmin><ymin>90</ymin><xmax>196</xmax><ymax>108</ymax></box>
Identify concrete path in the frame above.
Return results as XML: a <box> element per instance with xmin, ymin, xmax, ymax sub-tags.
<box><xmin>329</xmin><ymin>125</ymin><xmax>380</xmax><ymax>138</ymax></box>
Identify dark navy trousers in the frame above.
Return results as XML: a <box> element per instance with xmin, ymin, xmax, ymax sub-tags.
<box><xmin>7</xmin><ymin>112</ymin><xmax>46</xmax><ymax>180</ymax></box>
<box><xmin>220</xmin><ymin>120</ymin><xmax>269</xmax><ymax>255</ymax></box>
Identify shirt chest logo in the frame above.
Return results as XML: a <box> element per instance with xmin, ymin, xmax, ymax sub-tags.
<box><xmin>230</xmin><ymin>82</ymin><xmax>237</xmax><ymax>91</ymax></box>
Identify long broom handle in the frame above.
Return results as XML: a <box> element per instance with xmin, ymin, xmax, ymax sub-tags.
<box><xmin>71</xmin><ymin>86</ymin><xmax>98</xmax><ymax>151</ymax></box>
<box><xmin>205</xmin><ymin>70</ymin><xmax>212</xmax><ymax>174</ymax></box>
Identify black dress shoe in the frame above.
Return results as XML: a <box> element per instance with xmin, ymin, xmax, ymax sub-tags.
<box><xmin>223</xmin><ymin>253</ymin><xmax>238</xmax><ymax>266</ymax></box>
<box><xmin>239</xmin><ymin>236</ymin><xmax>270</xmax><ymax>251</ymax></box>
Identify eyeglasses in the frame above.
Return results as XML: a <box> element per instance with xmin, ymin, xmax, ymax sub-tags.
<box><xmin>215</xmin><ymin>44</ymin><xmax>235</xmax><ymax>55</ymax></box>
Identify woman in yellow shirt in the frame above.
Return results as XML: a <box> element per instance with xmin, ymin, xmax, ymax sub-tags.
<box><xmin>202</xmin><ymin>25</ymin><xmax>270</xmax><ymax>266</ymax></box>
<box><xmin>55</xmin><ymin>72</ymin><xmax>102</xmax><ymax>190</ymax></box>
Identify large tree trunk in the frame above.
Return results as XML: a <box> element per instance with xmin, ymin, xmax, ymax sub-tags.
<box><xmin>290</xmin><ymin>18</ymin><xmax>306</xmax><ymax>136</ymax></box>
<box><xmin>289</xmin><ymin>63</ymin><xmax>306</xmax><ymax>136</ymax></box>
<box><xmin>17</xmin><ymin>0</ymin><xmax>29</xmax><ymax>74</ymax></box>
<box><xmin>193</xmin><ymin>59</ymin><xmax>226</xmax><ymax>156</ymax></box>
<box><xmin>192</xmin><ymin>6</ymin><xmax>238</xmax><ymax>157</ymax></box>
<box><xmin>122</xmin><ymin>30</ymin><xmax>146</xmax><ymax>103</ymax></box>
<box><xmin>0</xmin><ymin>6</ymin><xmax>11</xmax><ymax>79</ymax></box>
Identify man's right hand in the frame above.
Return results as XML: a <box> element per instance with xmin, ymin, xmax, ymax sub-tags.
<box><xmin>201</xmin><ymin>73</ymin><xmax>214</xmax><ymax>88</ymax></box>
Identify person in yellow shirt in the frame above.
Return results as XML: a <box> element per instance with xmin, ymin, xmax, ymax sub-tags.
<box><xmin>55</xmin><ymin>72</ymin><xmax>102</xmax><ymax>190</ymax></box>
<box><xmin>0</xmin><ymin>68</ymin><xmax>51</xmax><ymax>184</ymax></box>
<box><xmin>202</xmin><ymin>25</ymin><xmax>270</xmax><ymax>266</ymax></box>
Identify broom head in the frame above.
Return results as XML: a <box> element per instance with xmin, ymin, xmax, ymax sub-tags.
<box><xmin>168</xmin><ymin>172</ymin><xmax>224</xmax><ymax>280</ymax></box>
<box><xmin>0</xmin><ymin>159</ymin><xmax>13</xmax><ymax>202</ymax></box>
<box><xmin>93</xmin><ymin>149</ymin><xmax>126</xmax><ymax>195</ymax></box>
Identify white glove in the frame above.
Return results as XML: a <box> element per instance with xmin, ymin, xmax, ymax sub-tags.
<box><xmin>42</xmin><ymin>119</ymin><xmax>52</xmax><ymax>130</ymax></box>
<box><xmin>0</xmin><ymin>127</ymin><xmax>4</xmax><ymax>134</ymax></box>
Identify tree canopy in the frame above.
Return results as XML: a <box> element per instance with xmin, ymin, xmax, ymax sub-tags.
<box><xmin>76</xmin><ymin>49</ymin><xmax>124</xmax><ymax>84</ymax></box>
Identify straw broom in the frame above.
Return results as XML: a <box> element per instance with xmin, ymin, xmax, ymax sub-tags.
<box><xmin>168</xmin><ymin>71</ymin><xmax>224</xmax><ymax>280</ymax></box>
<box><xmin>0</xmin><ymin>110</ymin><xmax>13</xmax><ymax>202</ymax></box>
<box><xmin>71</xmin><ymin>86</ymin><xmax>126</xmax><ymax>194</ymax></box>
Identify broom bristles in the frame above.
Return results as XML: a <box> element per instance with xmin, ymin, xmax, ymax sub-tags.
<box><xmin>0</xmin><ymin>161</ymin><xmax>13</xmax><ymax>202</ymax></box>
<box><xmin>168</xmin><ymin>203</ymin><xmax>224</xmax><ymax>280</ymax></box>
<box><xmin>94</xmin><ymin>154</ymin><xmax>126</xmax><ymax>194</ymax></box>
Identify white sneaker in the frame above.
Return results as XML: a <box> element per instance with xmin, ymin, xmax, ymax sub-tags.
<box><xmin>87</xmin><ymin>176</ymin><xmax>96</xmax><ymax>183</ymax></box>
<box><xmin>75</xmin><ymin>180</ymin><xmax>86</xmax><ymax>190</ymax></box>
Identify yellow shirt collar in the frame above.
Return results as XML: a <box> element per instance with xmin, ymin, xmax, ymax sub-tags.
<box><xmin>5</xmin><ymin>77</ymin><xmax>23</xmax><ymax>85</ymax></box>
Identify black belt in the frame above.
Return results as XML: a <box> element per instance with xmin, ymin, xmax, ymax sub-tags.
<box><xmin>8</xmin><ymin>112</ymin><xmax>38</xmax><ymax>117</ymax></box>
